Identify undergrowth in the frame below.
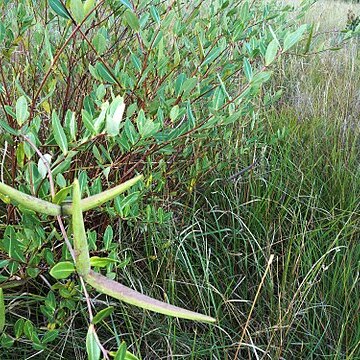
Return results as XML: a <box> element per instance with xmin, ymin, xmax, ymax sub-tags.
<box><xmin>1</xmin><ymin>0</ymin><xmax>360</xmax><ymax>359</ymax></box>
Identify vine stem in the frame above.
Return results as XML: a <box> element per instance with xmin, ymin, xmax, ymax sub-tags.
<box><xmin>1</xmin><ymin>140</ymin><xmax>7</xmax><ymax>183</ymax></box>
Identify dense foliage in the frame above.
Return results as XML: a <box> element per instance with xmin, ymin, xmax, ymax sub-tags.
<box><xmin>1</xmin><ymin>0</ymin><xmax>359</xmax><ymax>359</ymax></box>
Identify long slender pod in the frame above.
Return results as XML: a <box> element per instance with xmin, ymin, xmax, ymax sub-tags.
<box><xmin>62</xmin><ymin>175</ymin><xmax>143</xmax><ymax>214</ymax></box>
<box><xmin>72</xmin><ymin>179</ymin><xmax>91</xmax><ymax>276</ymax></box>
<box><xmin>85</xmin><ymin>270</ymin><xmax>216</xmax><ymax>323</ymax></box>
<box><xmin>0</xmin><ymin>182</ymin><xmax>61</xmax><ymax>216</ymax></box>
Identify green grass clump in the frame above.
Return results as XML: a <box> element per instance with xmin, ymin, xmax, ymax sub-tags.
<box><xmin>75</xmin><ymin>110</ymin><xmax>358</xmax><ymax>359</ymax></box>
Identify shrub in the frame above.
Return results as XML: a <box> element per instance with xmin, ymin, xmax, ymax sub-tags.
<box><xmin>0</xmin><ymin>0</ymin><xmax>310</xmax><ymax>358</ymax></box>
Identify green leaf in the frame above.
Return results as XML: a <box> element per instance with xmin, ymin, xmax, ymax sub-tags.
<box><xmin>0</xmin><ymin>333</ymin><xmax>13</xmax><ymax>348</ymax></box>
<box><xmin>82</xmin><ymin>109</ymin><xmax>96</xmax><ymax>134</ymax></box>
<box><xmin>103</xmin><ymin>225</ymin><xmax>113</xmax><ymax>250</ymax></box>
<box><xmin>283</xmin><ymin>24</ymin><xmax>307</xmax><ymax>52</ymax></box>
<box><xmin>70</xmin><ymin>0</ymin><xmax>85</xmax><ymax>23</ymax></box>
<box><xmin>93</xmin><ymin>33</ymin><xmax>107</xmax><ymax>54</ymax></box>
<box><xmin>90</xmin><ymin>256</ymin><xmax>117</xmax><ymax>268</ymax></box>
<box><xmin>212</xmin><ymin>87</ymin><xmax>225</xmax><ymax>110</ymax></box>
<box><xmin>96</xmin><ymin>62</ymin><xmax>116</xmax><ymax>84</ymax></box>
<box><xmin>125</xmin><ymin>352</ymin><xmax>140</xmax><ymax>360</ymax></box>
<box><xmin>106</xmin><ymin>96</ymin><xmax>125</xmax><ymax>136</ymax></box>
<box><xmin>84</xmin><ymin>0</ymin><xmax>95</xmax><ymax>14</ymax></box>
<box><xmin>0</xmin><ymin>119</ymin><xmax>18</xmax><ymax>136</ymax></box>
<box><xmin>65</xmin><ymin>110</ymin><xmax>77</xmax><ymax>141</ymax></box>
<box><xmin>49</xmin><ymin>261</ymin><xmax>75</xmax><ymax>280</ymax></box>
<box><xmin>130</xmin><ymin>54</ymin><xmax>141</xmax><ymax>72</ymax></box>
<box><xmin>0</xmin><ymin>260</ymin><xmax>9</xmax><ymax>268</ymax></box>
<box><xmin>92</xmin><ymin>306</ymin><xmax>114</xmax><ymax>324</ymax></box>
<box><xmin>0</xmin><ymin>288</ymin><xmax>5</xmax><ymax>333</ymax></box>
<box><xmin>52</xmin><ymin>111</ymin><xmax>68</xmax><ymax>155</ymax></box>
<box><xmin>4</xmin><ymin>105</ymin><xmax>16</xmax><ymax>119</ymax></box>
<box><xmin>203</xmin><ymin>47</ymin><xmax>221</xmax><ymax>66</ymax></box>
<box><xmin>49</xmin><ymin>0</ymin><xmax>71</xmax><ymax>19</ymax></box>
<box><xmin>3</xmin><ymin>227</ymin><xmax>26</xmax><ymax>263</ymax></box>
<box><xmin>0</xmin><ymin>23</ymin><xmax>5</xmax><ymax>43</ymax></box>
<box><xmin>186</xmin><ymin>101</ymin><xmax>195</xmax><ymax>129</ymax></box>
<box><xmin>265</xmin><ymin>38</ymin><xmax>279</xmax><ymax>66</ymax></box>
<box><xmin>124</xmin><ymin>10</ymin><xmax>140</xmax><ymax>32</ymax></box>
<box><xmin>118</xmin><ymin>0</ymin><xmax>133</xmax><ymax>11</ymax></box>
<box><xmin>16</xmin><ymin>96</ymin><xmax>29</xmax><ymax>126</ymax></box>
<box><xmin>304</xmin><ymin>23</ymin><xmax>314</xmax><ymax>54</ymax></box>
<box><xmin>86</xmin><ymin>325</ymin><xmax>100</xmax><ymax>360</ymax></box>
<box><xmin>23</xmin><ymin>320</ymin><xmax>35</xmax><ymax>340</ymax></box>
<box><xmin>42</xmin><ymin>330</ymin><xmax>59</xmax><ymax>344</ymax></box>
<box><xmin>243</xmin><ymin>58</ymin><xmax>252</xmax><ymax>81</ymax></box>
<box><xmin>94</xmin><ymin>101</ymin><xmax>108</xmax><ymax>133</ymax></box>
<box><xmin>136</xmin><ymin>110</ymin><xmax>159</xmax><ymax>138</ymax></box>
<box><xmin>124</xmin><ymin>119</ymin><xmax>138</xmax><ymax>145</ymax></box>
<box><xmin>114</xmin><ymin>342</ymin><xmax>127</xmax><ymax>360</ymax></box>
<box><xmin>14</xmin><ymin>318</ymin><xmax>24</xmax><ymax>338</ymax></box>
<box><xmin>169</xmin><ymin>105</ymin><xmax>179</xmax><ymax>122</ymax></box>
<box><xmin>251</xmin><ymin>71</ymin><xmax>272</xmax><ymax>87</ymax></box>
<box><xmin>150</xmin><ymin>6</ymin><xmax>160</xmax><ymax>25</ymax></box>
<box><xmin>53</xmin><ymin>185</ymin><xmax>72</xmax><ymax>204</ymax></box>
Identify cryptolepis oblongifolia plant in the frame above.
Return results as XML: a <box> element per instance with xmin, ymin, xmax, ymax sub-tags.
<box><xmin>0</xmin><ymin>174</ymin><xmax>214</xmax><ymax>351</ymax></box>
<box><xmin>0</xmin><ymin>0</ymin><xmax>314</xmax><ymax>357</ymax></box>
<box><xmin>0</xmin><ymin>174</ymin><xmax>214</xmax><ymax>358</ymax></box>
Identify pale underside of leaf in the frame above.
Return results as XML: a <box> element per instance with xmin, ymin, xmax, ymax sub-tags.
<box><xmin>85</xmin><ymin>270</ymin><xmax>216</xmax><ymax>323</ymax></box>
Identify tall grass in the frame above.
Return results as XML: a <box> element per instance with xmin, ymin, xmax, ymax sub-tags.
<box><xmin>88</xmin><ymin>107</ymin><xmax>359</xmax><ymax>358</ymax></box>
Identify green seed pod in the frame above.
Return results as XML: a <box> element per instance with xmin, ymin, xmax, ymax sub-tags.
<box><xmin>0</xmin><ymin>182</ymin><xmax>61</xmax><ymax>216</ymax></box>
<box><xmin>72</xmin><ymin>179</ymin><xmax>91</xmax><ymax>277</ymax></box>
<box><xmin>85</xmin><ymin>270</ymin><xmax>216</xmax><ymax>323</ymax></box>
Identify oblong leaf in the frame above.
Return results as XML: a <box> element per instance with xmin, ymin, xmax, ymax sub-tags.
<box><xmin>106</xmin><ymin>96</ymin><xmax>125</xmax><ymax>136</ymax></box>
<box><xmin>96</xmin><ymin>62</ymin><xmax>116</xmax><ymax>84</ymax></box>
<box><xmin>203</xmin><ymin>47</ymin><xmax>221</xmax><ymax>67</ymax></box>
<box><xmin>16</xmin><ymin>96</ymin><xmax>29</xmax><ymax>126</ymax></box>
<box><xmin>50</xmin><ymin>261</ymin><xmax>75</xmax><ymax>280</ymax></box>
<box><xmin>70</xmin><ymin>0</ymin><xmax>85</xmax><ymax>23</ymax></box>
<box><xmin>114</xmin><ymin>342</ymin><xmax>127</xmax><ymax>360</ymax></box>
<box><xmin>124</xmin><ymin>10</ymin><xmax>140</xmax><ymax>31</ymax></box>
<box><xmin>86</xmin><ymin>325</ymin><xmax>100</xmax><ymax>360</ymax></box>
<box><xmin>85</xmin><ymin>270</ymin><xmax>216</xmax><ymax>323</ymax></box>
<box><xmin>90</xmin><ymin>256</ymin><xmax>117</xmax><ymax>268</ymax></box>
<box><xmin>265</xmin><ymin>38</ymin><xmax>279</xmax><ymax>66</ymax></box>
<box><xmin>49</xmin><ymin>0</ymin><xmax>71</xmax><ymax>19</ymax></box>
<box><xmin>52</xmin><ymin>111</ymin><xmax>68</xmax><ymax>155</ymax></box>
<box><xmin>283</xmin><ymin>24</ymin><xmax>308</xmax><ymax>52</ymax></box>
<box><xmin>53</xmin><ymin>185</ymin><xmax>72</xmax><ymax>204</ymax></box>
<box><xmin>118</xmin><ymin>0</ymin><xmax>133</xmax><ymax>11</ymax></box>
<box><xmin>0</xmin><ymin>119</ymin><xmax>18</xmax><ymax>135</ymax></box>
<box><xmin>92</xmin><ymin>306</ymin><xmax>114</xmax><ymax>324</ymax></box>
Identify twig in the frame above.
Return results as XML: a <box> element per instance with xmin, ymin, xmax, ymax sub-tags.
<box><xmin>1</xmin><ymin>140</ymin><xmax>7</xmax><ymax>183</ymax></box>
<box><xmin>234</xmin><ymin>254</ymin><xmax>274</xmax><ymax>359</ymax></box>
<box><xmin>228</xmin><ymin>159</ymin><xmax>259</xmax><ymax>181</ymax></box>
